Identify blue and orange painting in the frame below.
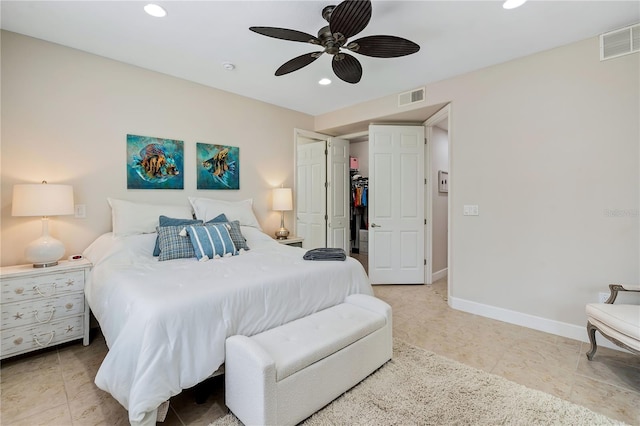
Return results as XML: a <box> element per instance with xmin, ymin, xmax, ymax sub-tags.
<box><xmin>197</xmin><ymin>143</ymin><xmax>239</xmax><ymax>190</ymax></box>
<box><xmin>127</xmin><ymin>134</ymin><xmax>184</xmax><ymax>189</ymax></box>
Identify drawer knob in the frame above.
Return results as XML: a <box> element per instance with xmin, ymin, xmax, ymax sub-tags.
<box><xmin>14</xmin><ymin>287</ymin><xmax>24</xmax><ymax>295</ymax></box>
<box><xmin>13</xmin><ymin>337</ymin><xmax>23</xmax><ymax>346</ymax></box>
<box><xmin>65</xmin><ymin>303</ymin><xmax>73</xmax><ymax>310</ymax></box>
<box><xmin>65</xmin><ymin>279</ymin><xmax>75</xmax><ymax>286</ymax></box>
<box><xmin>33</xmin><ymin>331</ymin><xmax>55</xmax><ymax>347</ymax></box>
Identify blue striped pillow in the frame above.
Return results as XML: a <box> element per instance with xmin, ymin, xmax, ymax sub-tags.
<box><xmin>186</xmin><ymin>224</ymin><xmax>238</xmax><ymax>261</ymax></box>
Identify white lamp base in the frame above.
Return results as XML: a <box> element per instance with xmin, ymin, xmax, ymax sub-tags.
<box><xmin>25</xmin><ymin>218</ymin><xmax>65</xmax><ymax>268</ymax></box>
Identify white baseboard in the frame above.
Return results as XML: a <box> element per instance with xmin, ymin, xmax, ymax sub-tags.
<box><xmin>449</xmin><ymin>296</ymin><xmax>624</xmax><ymax>353</ymax></box>
<box><xmin>432</xmin><ymin>268</ymin><xmax>448</xmax><ymax>282</ymax></box>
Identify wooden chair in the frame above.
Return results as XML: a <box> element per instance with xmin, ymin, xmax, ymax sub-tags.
<box><xmin>585</xmin><ymin>284</ymin><xmax>640</xmax><ymax>360</ymax></box>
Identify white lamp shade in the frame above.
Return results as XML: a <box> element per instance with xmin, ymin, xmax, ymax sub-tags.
<box><xmin>272</xmin><ymin>188</ymin><xmax>293</xmax><ymax>211</ymax></box>
<box><xmin>12</xmin><ymin>183</ymin><xmax>74</xmax><ymax>217</ymax></box>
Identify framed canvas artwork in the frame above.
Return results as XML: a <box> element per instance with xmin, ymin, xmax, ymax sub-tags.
<box><xmin>127</xmin><ymin>134</ymin><xmax>184</xmax><ymax>189</ymax></box>
<box><xmin>197</xmin><ymin>143</ymin><xmax>240</xmax><ymax>190</ymax></box>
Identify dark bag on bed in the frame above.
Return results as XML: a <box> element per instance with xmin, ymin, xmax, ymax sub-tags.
<box><xmin>303</xmin><ymin>248</ymin><xmax>347</xmax><ymax>261</ymax></box>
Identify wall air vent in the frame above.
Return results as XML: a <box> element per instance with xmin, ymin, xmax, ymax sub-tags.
<box><xmin>398</xmin><ymin>87</ymin><xmax>425</xmax><ymax>107</ymax></box>
<box><xmin>600</xmin><ymin>23</ymin><xmax>639</xmax><ymax>61</ymax></box>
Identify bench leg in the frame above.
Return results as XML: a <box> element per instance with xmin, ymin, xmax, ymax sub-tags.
<box><xmin>586</xmin><ymin>321</ymin><xmax>598</xmax><ymax>361</ymax></box>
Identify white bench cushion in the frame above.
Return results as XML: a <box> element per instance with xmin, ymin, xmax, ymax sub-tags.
<box><xmin>586</xmin><ymin>303</ymin><xmax>640</xmax><ymax>340</ymax></box>
<box><xmin>251</xmin><ymin>303</ymin><xmax>386</xmax><ymax>381</ymax></box>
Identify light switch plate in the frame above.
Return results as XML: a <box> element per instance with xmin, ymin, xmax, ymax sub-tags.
<box><xmin>74</xmin><ymin>204</ymin><xmax>86</xmax><ymax>218</ymax></box>
<box><xmin>464</xmin><ymin>205</ymin><xmax>479</xmax><ymax>216</ymax></box>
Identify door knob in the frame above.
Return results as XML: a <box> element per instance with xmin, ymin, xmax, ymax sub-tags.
<box><xmin>371</xmin><ymin>223</ymin><xmax>381</xmax><ymax>228</ymax></box>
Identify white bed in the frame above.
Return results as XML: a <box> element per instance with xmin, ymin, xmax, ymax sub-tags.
<box><xmin>83</xmin><ymin>226</ymin><xmax>372</xmax><ymax>425</ymax></box>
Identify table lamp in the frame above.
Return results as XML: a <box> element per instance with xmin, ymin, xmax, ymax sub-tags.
<box><xmin>272</xmin><ymin>187</ymin><xmax>292</xmax><ymax>239</ymax></box>
<box><xmin>12</xmin><ymin>181</ymin><xmax>74</xmax><ymax>268</ymax></box>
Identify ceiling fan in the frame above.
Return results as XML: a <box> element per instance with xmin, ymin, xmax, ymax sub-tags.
<box><xmin>249</xmin><ymin>0</ymin><xmax>420</xmax><ymax>84</ymax></box>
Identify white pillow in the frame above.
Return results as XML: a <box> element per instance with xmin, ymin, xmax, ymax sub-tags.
<box><xmin>188</xmin><ymin>197</ymin><xmax>262</xmax><ymax>230</ymax></box>
<box><xmin>108</xmin><ymin>198</ymin><xmax>193</xmax><ymax>237</ymax></box>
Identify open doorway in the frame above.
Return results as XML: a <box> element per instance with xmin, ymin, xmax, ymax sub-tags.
<box><xmin>424</xmin><ymin>105</ymin><xmax>450</xmax><ymax>300</ymax></box>
<box><xmin>338</xmin><ymin>132</ymin><xmax>369</xmax><ymax>272</ymax></box>
<box><xmin>335</xmin><ymin>109</ymin><xmax>451</xmax><ymax>286</ymax></box>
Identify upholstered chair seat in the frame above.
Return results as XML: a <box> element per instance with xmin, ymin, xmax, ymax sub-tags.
<box><xmin>585</xmin><ymin>284</ymin><xmax>640</xmax><ymax>360</ymax></box>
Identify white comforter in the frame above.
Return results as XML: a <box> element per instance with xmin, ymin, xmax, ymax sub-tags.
<box><xmin>83</xmin><ymin>227</ymin><xmax>372</xmax><ymax>424</ymax></box>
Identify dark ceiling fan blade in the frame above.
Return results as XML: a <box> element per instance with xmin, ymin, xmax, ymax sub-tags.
<box><xmin>347</xmin><ymin>35</ymin><xmax>420</xmax><ymax>58</ymax></box>
<box><xmin>250</xmin><ymin>27</ymin><xmax>320</xmax><ymax>45</ymax></box>
<box><xmin>275</xmin><ymin>52</ymin><xmax>324</xmax><ymax>76</ymax></box>
<box><xmin>332</xmin><ymin>53</ymin><xmax>362</xmax><ymax>84</ymax></box>
<box><xmin>329</xmin><ymin>0</ymin><xmax>372</xmax><ymax>39</ymax></box>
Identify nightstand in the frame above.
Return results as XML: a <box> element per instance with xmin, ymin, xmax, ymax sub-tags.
<box><xmin>0</xmin><ymin>259</ymin><xmax>92</xmax><ymax>360</ymax></box>
<box><xmin>276</xmin><ymin>236</ymin><xmax>304</xmax><ymax>248</ymax></box>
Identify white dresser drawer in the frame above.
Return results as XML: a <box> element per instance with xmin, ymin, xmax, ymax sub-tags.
<box><xmin>1</xmin><ymin>314</ymin><xmax>84</xmax><ymax>358</ymax></box>
<box><xmin>1</xmin><ymin>270</ymin><xmax>84</xmax><ymax>303</ymax></box>
<box><xmin>1</xmin><ymin>292</ymin><xmax>85</xmax><ymax>329</ymax></box>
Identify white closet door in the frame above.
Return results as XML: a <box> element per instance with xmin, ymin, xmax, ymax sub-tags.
<box><xmin>296</xmin><ymin>140</ymin><xmax>327</xmax><ymax>249</ymax></box>
<box><xmin>326</xmin><ymin>138</ymin><xmax>349</xmax><ymax>250</ymax></box>
<box><xmin>368</xmin><ymin>125</ymin><xmax>425</xmax><ymax>284</ymax></box>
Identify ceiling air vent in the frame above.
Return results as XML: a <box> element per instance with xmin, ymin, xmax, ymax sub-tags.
<box><xmin>600</xmin><ymin>23</ymin><xmax>640</xmax><ymax>61</ymax></box>
<box><xmin>398</xmin><ymin>87</ymin><xmax>425</xmax><ymax>107</ymax></box>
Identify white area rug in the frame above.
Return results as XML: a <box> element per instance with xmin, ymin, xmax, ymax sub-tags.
<box><xmin>211</xmin><ymin>339</ymin><xmax>625</xmax><ymax>425</ymax></box>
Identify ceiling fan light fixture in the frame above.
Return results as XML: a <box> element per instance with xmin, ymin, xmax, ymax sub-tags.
<box><xmin>144</xmin><ymin>4</ymin><xmax>167</xmax><ymax>18</ymax></box>
<box><xmin>503</xmin><ymin>0</ymin><xmax>527</xmax><ymax>10</ymax></box>
<box><xmin>318</xmin><ymin>78</ymin><xmax>332</xmax><ymax>85</ymax></box>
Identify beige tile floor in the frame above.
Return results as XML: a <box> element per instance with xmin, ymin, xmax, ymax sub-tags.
<box><xmin>2</xmin><ymin>270</ymin><xmax>639</xmax><ymax>425</ymax></box>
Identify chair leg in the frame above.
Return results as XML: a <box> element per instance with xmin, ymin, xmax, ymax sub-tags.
<box><xmin>586</xmin><ymin>321</ymin><xmax>598</xmax><ymax>360</ymax></box>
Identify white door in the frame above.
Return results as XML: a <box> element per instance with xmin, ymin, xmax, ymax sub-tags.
<box><xmin>296</xmin><ymin>139</ymin><xmax>327</xmax><ymax>249</ymax></box>
<box><xmin>368</xmin><ymin>125</ymin><xmax>425</xmax><ymax>284</ymax></box>
<box><xmin>326</xmin><ymin>138</ymin><xmax>350</xmax><ymax>250</ymax></box>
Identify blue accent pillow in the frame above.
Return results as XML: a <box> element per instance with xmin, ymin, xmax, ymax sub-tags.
<box><xmin>186</xmin><ymin>224</ymin><xmax>238</xmax><ymax>260</ymax></box>
<box><xmin>154</xmin><ymin>216</ymin><xmax>202</xmax><ymax>256</ymax></box>
<box><xmin>157</xmin><ymin>225</ymin><xmax>197</xmax><ymax>261</ymax></box>
<box><xmin>205</xmin><ymin>216</ymin><xmax>250</xmax><ymax>251</ymax></box>
<box><xmin>208</xmin><ymin>213</ymin><xmax>228</xmax><ymax>223</ymax></box>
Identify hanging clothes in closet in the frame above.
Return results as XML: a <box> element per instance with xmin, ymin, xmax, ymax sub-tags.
<box><xmin>352</xmin><ymin>182</ymin><xmax>368</xmax><ymax>208</ymax></box>
<box><xmin>350</xmin><ymin>174</ymin><xmax>368</xmax><ymax>252</ymax></box>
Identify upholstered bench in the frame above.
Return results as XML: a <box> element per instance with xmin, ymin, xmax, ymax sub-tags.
<box><xmin>225</xmin><ymin>294</ymin><xmax>392</xmax><ymax>426</ymax></box>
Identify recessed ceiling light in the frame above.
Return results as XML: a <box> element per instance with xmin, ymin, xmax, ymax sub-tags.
<box><xmin>144</xmin><ymin>4</ymin><xmax>167</xmax><ymax>17</ymax></box>
<box><xmin>503</xmin><ymin>0</ymin><xmax>527</xmax><ymax>9</ymax></box>
<box><xmin>318</xmin><ymin>78</ymin><xmax>332</xmax><ymax>85</ymax></box>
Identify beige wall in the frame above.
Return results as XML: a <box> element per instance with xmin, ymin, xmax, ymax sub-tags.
<box><xmin>1</xmin><ymin>31</ymin><xmax>313</xmax><ymax>266</ymax></box>
<box><xmin>318</xmin><ymin>37</ymin><xmax>639</xmax><ymax>329</ymax></box>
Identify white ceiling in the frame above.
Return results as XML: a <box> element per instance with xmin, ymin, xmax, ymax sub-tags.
<box><xmin>2</xmin><ymin>1</ymin><xmax>638</xmax><ymax>117</ymax></box>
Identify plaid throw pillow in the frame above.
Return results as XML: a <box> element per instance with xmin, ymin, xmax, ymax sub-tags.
<box><xmin>154</xmin><ymin>216</ymin><xmax>202</xmax><ymax>256</ymax></box>
<box><xmin>227</xmin><ymin>220</ymin><xmax>250</xmax><ymax>251</ymax></box>
<box><xmin>157</xmin><ymin>225</ymin><xmax>197</xmax><ymax>261</ymax></box>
